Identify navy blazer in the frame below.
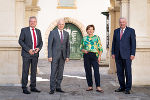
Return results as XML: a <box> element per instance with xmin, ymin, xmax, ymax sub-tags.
<box><xmin>18</xmin><ymin>27</ymin><xmax>43</xmax><ymax>57</ymax></box>
<box><xmin>112</xmin><ymin>27</ymin><xmax>136</xmax><ymax>59</ymax></box>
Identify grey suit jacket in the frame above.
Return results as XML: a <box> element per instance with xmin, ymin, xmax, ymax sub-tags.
<box><xmin>18</xmin><ymin>27</ymin><xmax>43</xmax><ymax>57</ymax></box>
<box><xmin>48</xmin><ymin>29</ymin><xmax>70</xmax><ymax>60</ymax></box>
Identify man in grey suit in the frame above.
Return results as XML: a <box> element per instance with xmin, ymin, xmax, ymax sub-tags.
<box><xmin>19</xmin><ymin>16</ymin><xmax>43</xmax><ymax>94</ymax></box>
<box><xmin>48</xmin><ymin>19</ymin><xmax>70</xmax><ymax>94</ymax></box>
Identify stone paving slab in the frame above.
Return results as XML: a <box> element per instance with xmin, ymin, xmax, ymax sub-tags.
<box><xmin>0</xmin><ymin>59</ymin><xmax>150</xmax><ymax>100</ymax></box>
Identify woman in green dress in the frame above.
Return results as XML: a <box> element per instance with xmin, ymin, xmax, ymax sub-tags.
<box><xmin>80</xmin><ymin>25</ymin><xmax>103</xmax><ymax>93</ymax></box>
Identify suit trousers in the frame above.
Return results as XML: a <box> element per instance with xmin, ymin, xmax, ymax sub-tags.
<box><xmin>83</xmin><ymin>52</ymin><xmax>100</xmax><ymax>87</ymax></box>
<box><xmin>115</xmin><ymin>52</ymin><xmax>132</xmax><ymax>90</ymax></box>
<box><xmin>50</xmin><ymin>51</ymin><xmax>65</xmax><ymax>91</ymax></box>
<box><xmin>22</xmin><ymin>56</ymin><xmax>38</xmax><ymax>90</ymax></box>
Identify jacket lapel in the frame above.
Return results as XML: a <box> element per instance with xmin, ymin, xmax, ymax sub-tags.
<box><xmin>121</xmin><ymin>27</ymin><xmax>128</xmax><ymax>40</ymax></box>
<box><xmin>56</xmin><ymin>29</ymin><xmax>61</xmax><ymax>42</ymax></box>
<box><xmin>27</xmin><ymin>27</ymin><xmax>33</xmax><ymax>44</ymax></box>
<box><xmin>63</xmin><ymin>30</ymin><xmax>66</xmax><ymax>43</ymax></box>
<box><xmin>117</xmin><ymin>28</ymin><xmax>120</xmax><ymax>40</ymax></box>
<box><xmin>35</xmin><ymin>28</ymin><xmax>39</xmax><ymax>45</ymax></box>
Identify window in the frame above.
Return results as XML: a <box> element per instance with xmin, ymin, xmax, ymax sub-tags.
<box><xmin>57</xmin><ymin>0</ymin><xmax>77</xmax><ymax>9</ymax></box>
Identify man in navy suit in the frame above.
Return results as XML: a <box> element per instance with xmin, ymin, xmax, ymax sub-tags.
<box><xmin>19</xmin><ymin>16</ymin><xmax>43</xmax><ymax>94</ymax></box>
<box><xmin>112</xmin><ymin>17</ymin><xmax>136</xmax><ymax>94</ymax></box>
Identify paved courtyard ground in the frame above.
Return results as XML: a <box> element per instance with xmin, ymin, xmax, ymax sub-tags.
<box><xmin>0</xmin><ymin>59</ymin><xmax>150</xmax><ymax>100</ymax></box>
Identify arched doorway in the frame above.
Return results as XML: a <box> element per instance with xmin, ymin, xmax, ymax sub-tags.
<box><xmin>45</xmin><ymin>17</ymin><xmax>86</xmax><ymax>59</ymax></box>
<box><xmin>53</xmin><ymin>23</ymin><xmax>83</xmax><ymax>59</ymax></box>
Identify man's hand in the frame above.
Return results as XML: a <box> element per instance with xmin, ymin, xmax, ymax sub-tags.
<box><xmin>66</xmin><ymin>58</ymin><xmax>69</xmax><ymax>62</ymax></box>
<box><xmin>130</xmin><ymin>55</ymin><xmax>135</xmax><ymax>60</ymax></box>
<box><xmin>48</xmin><ymin>57</ymin><xmax>52</xmax><ymax>62</ymax></box>
<box><xmin>34</xmin><ymin>48</ymin><xmax>39</xmax><ymax>53</ymax></box>
<box><xmin>112</xmin><ymin>55</ymin><xmax>115</xmax><ymax>59</ymax></box>
<box><xmin>29</xmin><ymin>49</ymin><xmax>34</xmax><ymax>55</ymax></box>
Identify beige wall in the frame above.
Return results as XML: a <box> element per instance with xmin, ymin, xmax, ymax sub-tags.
<box><xmin>0</xmin><ymin>0</ymin><xmax>16</xmax><ymax>37</ymax></box>
<box><xmin>129</xmin><ymin>0</ymin><xmax>150</xmax><ymax>85</ymax></box>
<box><xmin>111</xmin><ymin>0</ymin><xmax>150</xmax><ymax>85</ymax></box>
<box><xmin>0</xmin><ymin>0</ymin><xmax>24</xmax><ymax>85</ymax></box>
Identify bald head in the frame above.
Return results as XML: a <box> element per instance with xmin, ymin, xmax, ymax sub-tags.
<box><xmin>57</xmin><ymin>19</ymin><xmax>65</xmax><ymax>30</ymax></box>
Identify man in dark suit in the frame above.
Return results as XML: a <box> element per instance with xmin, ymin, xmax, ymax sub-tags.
<box><xmin>112</xmin><ymin>17</ymin><xmax>136</xmax><ymax>94</ymax></box>
<box><xmin>48</xmin><ymin>19</ymin><xmax>70</xmax><ymax>94</ymax></box>
<box><xmin>19</xmin><ymin>16</ymin><xmax>43</xmax><ymax>94</ymax></box>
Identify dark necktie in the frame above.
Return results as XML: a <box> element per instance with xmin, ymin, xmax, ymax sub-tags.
<box><xmin>120</xmin><ymin>29</ymin><xmax>123</xmax><ymax>40</ymax></box>
<box><xmin>60</xmin><ymin>31</ymin><xmax>63</xmax><ymax>43</ymax></box>
<box><xmin>32</xmin><ymin>28</ymin><xmax>36</xmax><ymax>49</ymax></box>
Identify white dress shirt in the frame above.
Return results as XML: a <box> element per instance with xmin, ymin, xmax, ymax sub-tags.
<box><xmin>58</xmin><ymin>29</ymin><xmax>64</xmax><ymax>39</ymax></box>
<box><xmin>30</xmin><ymin>27</ymin><xmax>37</xmax><ymax>50</ymax></box>
<box><xmin>120</xmin><ymin>27</ymin><xmax>126</xmax><ymax>34</ymax></box>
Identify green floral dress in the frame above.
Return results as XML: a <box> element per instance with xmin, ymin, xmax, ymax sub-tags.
<box><xmin>80</xmin><ymin>35</ymin><xmax>103</xmax><ymax>57</ymax></box>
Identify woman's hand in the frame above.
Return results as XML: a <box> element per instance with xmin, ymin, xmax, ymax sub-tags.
<box><xmin>98</xmin><ymin>56</ymin><xmax>101</xmax><ymax>63</ymax></box>
<box><xmin>84</xmin><ymin>50</ymin><xmax>88</xmax><ymax>54</ymax></box>
<box><xmin>81</xmin><ymin>49</ymin><xmax>88</xmax><ymax>54</ymax></box>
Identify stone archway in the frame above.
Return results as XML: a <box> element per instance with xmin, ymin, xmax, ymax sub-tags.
<box><xmin>44</xmin><ymin>17</ymin><xmax>86</xmax><ymax>58</ymax></box>
<box><xmin>45</xmin><ymin>17</ymin><xmax>86</xmax><ymax>37</ymax></box>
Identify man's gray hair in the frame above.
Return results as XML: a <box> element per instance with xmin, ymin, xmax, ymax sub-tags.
<box><xmin>119</xmin><ymin>17</ymin><xmax>127</xmax><ymax>22</ymax></box>
<box><xmin>29</xmin><ymin>16</ymin><xmax>37</xmax><ymax>22</ymax></box>
<box><xmin>57</xmin><ymin>18</ymin><xmax>65</xmax><ymax>25</ymax></box>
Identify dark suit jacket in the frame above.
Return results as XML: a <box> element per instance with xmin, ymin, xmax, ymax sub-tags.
<box><xmin>19</xmin><ymin>27</ymin><xmax>43</xmax><ymax>57</ymax></box>
<box><xmin>48</xmin><ymin>29</ymin><xmax>70</xmax><ymax>60</ymax></box>
<box><xmin>112</xmin><ymin>27</ymin><xmax>136</xmax><ymax>59</ymax></box>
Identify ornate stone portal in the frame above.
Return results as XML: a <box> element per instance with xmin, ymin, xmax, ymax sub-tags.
<box><xmin>44</xmin><ymin>17</ymin><xmax>86</xmax><ymax>59</ymax></box>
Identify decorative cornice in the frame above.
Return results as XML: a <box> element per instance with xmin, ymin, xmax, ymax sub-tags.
<box><xmin>121</xmin><ymin>0</ymin><xmax>129</xmax><ymax>3</ymax></box>
<box><xmin>108</xmin><ymin>7</ymin><xmax>120</xmax><ymax>12</ymax></box>
<box><xmin>16</xmin><ymin>0</ymin><xmax>25</xmax><ymax>2</ymax></box>
<box><xmin>25</xmin><ymin>6</ymin><xmax>40</xmax><ymax>11</ymax></box>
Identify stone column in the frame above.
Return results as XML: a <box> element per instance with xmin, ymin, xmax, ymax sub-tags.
<box><xmin>0</xmin><ymin>0</ymin><xmax>25</xmax><ymax>85</ymax></box>
<box><xmin>120</xmin><ymin>0</ymin><xmax>129</xmax><ymax>23</ymax></box>
<box><xmin>147</xmin><ymin>0</ymin><xmax>150</xmax><ymax>35</ymax></box>
<box><xmin>129</xmin><ymin>0</ymin><xmax>150</xmax><ymax>85</ymax></box>
<box><xmin>108</xmin><ymin>0</ymin><xmax>120</xmax><ymax>74</ymax></box>
<box><xmin>16</xmin><ymin>0</ymin><xmax>25</xmax><ymax>36</ymax></box>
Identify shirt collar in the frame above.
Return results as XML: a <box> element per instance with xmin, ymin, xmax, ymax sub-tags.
<box><xmin>30</xmin><ymin>27</ymin><xmax>35</xmax><ymax>30</ymax></box>
<box><xmin>58</xmin><ymin>28</ymin><xmax>63</xmax><ymax>33</ymax></box>
<box><xmin>120</xmin><ymin>27</ymin><xmax>126</xmax><ymax>31</ymax></box>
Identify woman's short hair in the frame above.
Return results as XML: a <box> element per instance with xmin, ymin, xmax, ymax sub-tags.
<box><xmin>86</xmin><ymin>25</ymin><xmax>95</xmax><ymax>31</ymax></box>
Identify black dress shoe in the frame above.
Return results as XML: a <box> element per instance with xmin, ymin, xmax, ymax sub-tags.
<box><xmin>56</xmin><ymin>88</ymin><xmax>65</xmax><ymax>93</ymax></box>
<box><xmin>23</xmin><ymin>89</ymin><xmax>31</xmax><ymax>94</ymax></box>
<box><xmin>124</xmin><ymin>90</ymin><xmax>130</xmax><ymax>94</ymax></box>
<box><xmin>49</xmin><ymin>90</ymin><xmax>55</xmax><ymax>94</ymax></box>
<box><xmin>30</xmin><ymin>88</ymin><xmax>41</xmax><ymax>93</ymax></box>
<box><xmin>115</xmin><ymin>88</ymin><xmax>125</xmax><ymax>92</ymax></box>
